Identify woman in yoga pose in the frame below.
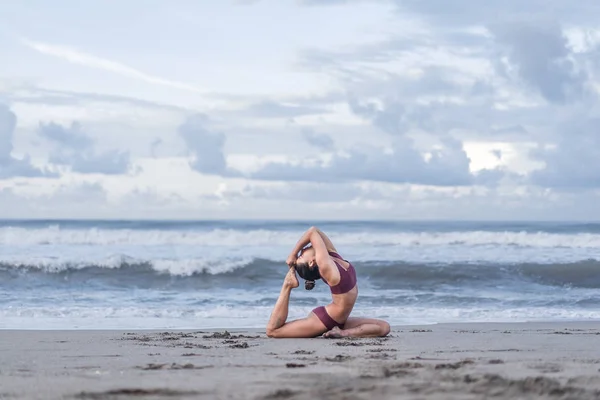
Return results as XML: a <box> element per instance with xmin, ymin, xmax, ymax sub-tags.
<box><xmin>266</xmin><ymin>226</ymin><xmax>390</xmax><ymax>338</ymax></box>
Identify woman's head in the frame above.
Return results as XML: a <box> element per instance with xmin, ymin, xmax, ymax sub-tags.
<box><xmin>295</xmin><ymin>246</ymin><xmax>320</xmax><ymax>290</ymax></box>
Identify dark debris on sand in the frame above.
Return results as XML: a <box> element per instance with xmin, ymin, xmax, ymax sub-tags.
<box><xmin>229</xmin><ymin>342</ymin><xmax>250</xmax><ymax>349</ymax></box>
<box><xmin>325</xmin><ymin>355</ymin><xmax>353</xmax><ymax>362</ymax></box>
<box><xmin>75</xmin><ymin>388</ymin><xmax>200</xmax><ymax>399</ymax></box>
<box><xmin>458</xmin><ymin>374</ymin><xmax>599</xmax><ymax>399</ymax></box>
<box><xmin>262</xmin><ymin>389</ymin><xmax>297</xmax><ymax>400</ymax></box>
<box><xmin>202</xmin><ymin>331</ymin><xmax>259</xmax><ymax>339</ymax></box>
<box><xmin>285</xmin><ymin>363</ymin><xmax>306</xmax><ymax>368</ymax></box>
<box><xmin>181</xmin><ymin>342</ymin><xmax>212</xmax><ymax>349</ymax></box>
<box><xmin>292</xmin><ymin>350</ymin><xmax>314</xmax><ymax>355</ymax></box>
<box><xmin>136</xmin><ymin>363</ymin><xmax>211</xmax><ymax>370</ymax></box>
<box><xmin>435</xmin><ymin>359</ymin><xmax>475</xmax><ymax>370</ymax></box>
<box><xmin>367</xmin><ymin>348</ymin><xmax>397</xmax><ymax>353</ymax></box>
<box><xmin>382</xmin><ymin>361</ymin><xmax>424</xmax><ymax>377</ymax></box>
<box><xmin>367</xmin><ymin>353</ymin><xmax>395</xmax><ymax>360</ymax></box>
<box><xmin>335</xmin><ymin>341</ymin><xmax>366</xmax><ymax>347</ymax></box>
<box><xmin>333</xmin><ymin>338</ymin><xmax>388</xmax><ymax>347</ymax></box>
<box><xmin>119</xmin><ymin>332</ymin><xmax>216</xmax><ymax>350</ymax></box>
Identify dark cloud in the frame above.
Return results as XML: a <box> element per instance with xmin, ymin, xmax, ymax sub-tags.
<box><xmin>38</xmin><ymin>121</ymin><xmax>131</xmax><ymax>175</ymax></box>
<box><xmin>0</xmin><ymin>104</ymin><xmax>54</xmax><ymax>179</ymax></box>
<box><xmin>38</xmin><ymin>121</ymin><xmax>93</xmax><ymax>150</ymax></box>
<box><xmin>178</xmin><ymin>114</ymin><xmax>239</xmax><ymax>176</ymax></box>
<box><xmin>489</xmin><ymin>21</ymin><xmax>589</xmax><ymax>104</ymax></box>
<box><xmin>529</xmin><ymin>114</ymin><xmax>600</xmax><ymax>189</ymax></box>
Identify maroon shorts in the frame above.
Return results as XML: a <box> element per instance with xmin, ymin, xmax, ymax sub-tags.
<box><xmin>312</xmin><ymin>306</ymin><xmax>344</xmax><ymax>331</ymax></box>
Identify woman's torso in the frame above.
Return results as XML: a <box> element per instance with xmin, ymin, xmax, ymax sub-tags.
<box><xmin>323</xmin><ymin>251</ymin><xmax>358</xmax><ymax>322</ymax></box>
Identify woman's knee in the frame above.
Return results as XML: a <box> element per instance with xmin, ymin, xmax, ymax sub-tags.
<box><xmin>379</xmin><ymin>320</ymin><xmax>391</xmax><ymax>336</ymax></box>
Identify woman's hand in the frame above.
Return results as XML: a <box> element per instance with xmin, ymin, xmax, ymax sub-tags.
<box><xmin>286</xmin><ymin>254</ymin><xmax>298</xmax><ymax>267</ymax></box>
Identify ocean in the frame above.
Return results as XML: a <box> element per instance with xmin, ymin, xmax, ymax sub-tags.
<box><xmin>1</xmin><ymin>219</ymin><xmax>599</xmax><ymax>330</ymax></box>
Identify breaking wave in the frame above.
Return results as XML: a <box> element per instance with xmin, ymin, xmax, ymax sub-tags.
<box><xmin>2</xmin><ymin>259</ymin><xmax>600</xmax><ymax>289</ymax></box>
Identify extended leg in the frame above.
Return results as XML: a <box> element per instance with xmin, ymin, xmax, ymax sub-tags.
<box><xmin>266</xmin><ymin>268</ymin><xmax>298</xmax><ymax>336</ymax></box>
<box><xmin>266</xmin><ymin>268</ymin><xmax>329</xmax><ymax>338</ymax></box>
<box><xmin>323</xmin><ymin>317</ymin><xmax>390</xmax><ymax>338</ymax></box>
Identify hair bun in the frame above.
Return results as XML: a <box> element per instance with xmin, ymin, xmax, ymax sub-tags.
<box><xmin>305</xmin><ymin>280</ymin><xmax>315</xmax><ymax>290</ymax></box>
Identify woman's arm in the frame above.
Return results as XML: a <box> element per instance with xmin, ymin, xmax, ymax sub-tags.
<box><xmin>286</xmin><ymin>226</ymin><xmax>337</xmax><ymax>263</ymax></box>
<box><xmin>314</xmin><ymin>227</ymin><xmax>337</xmax><ymax>253</ymax></box>
<box><xmin>290</xmin><ymin>226</ymin><xmax>337</xmax><ymax>257</ymax></box>
<box><xmin>287</xmin><ymin>227</ymin><xmax>315</xmax><ymax>263</ymax></box>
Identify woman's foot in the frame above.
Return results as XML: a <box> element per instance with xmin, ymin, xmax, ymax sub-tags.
<box><xmin>323</xmin><ymin>326</ymin><xmax>346</xmax><ymax>338</ymax></box>
<box><xmin>284</xmin><ymin>267</ymin><xmax>299</xmax><ymax>289</ymax></box>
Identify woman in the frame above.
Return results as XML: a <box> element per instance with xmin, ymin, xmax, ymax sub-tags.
<box><xmin>266</xmin><ymin>226</ymin><xmax>390</xmax><ymax>339</ymax></box>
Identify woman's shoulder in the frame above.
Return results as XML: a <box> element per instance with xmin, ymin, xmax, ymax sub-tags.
<box><xmin>328</xmin><ymin>250</ymin><xmax>343</xmax><ymax>258</ymax></box>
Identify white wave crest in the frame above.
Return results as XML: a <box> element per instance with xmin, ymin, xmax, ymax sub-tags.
<box><xmin>0</xmin><ymin>254</ymin><xmax>256</xmax><ymax>276</ymax></box>
<box><xmin>2</xmin><ymin>226</ymin><xmax>600</xmax><ymax>248</ymax></box>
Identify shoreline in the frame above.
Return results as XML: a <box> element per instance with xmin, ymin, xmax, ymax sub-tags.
<box><xmin>2</xmin><ymin>319</ymin><xmax>600</xmax><ymax>332</ymax></box>
<box><xmin>2</xmin><ymin>320</ymin><xmax>600</xmax><ymax>399</ymax></box>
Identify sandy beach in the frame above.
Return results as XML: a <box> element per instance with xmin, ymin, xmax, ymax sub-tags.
<box><xmin>1</xmin><ymin>321</ymin><xmax>599</xmax><ymax>400</ymax></box>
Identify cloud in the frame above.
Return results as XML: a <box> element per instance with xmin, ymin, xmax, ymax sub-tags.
<box><xmin>20</xmin><ymin>38</ymin><xmax>203</xmax><ymax>93</ymax></box>
<box><xmin>38</xmin><ymin>121</ymin><xmax>93</xmax><ymax>150</ymax></box>
<box><xmin>0</xmin><ymin>182</ymin><xmax>183</xmax><ymax>219</ymax></box>
<box><xmin>299</xmin><ymin>0</ymin><xmax>366</xmax><ymax>5</ymax></box>
<box><xmin>0</xmin><ymin>105</ymin><xmax>17</xmax><ymax>163</ymax></box>
<box><xmin>243</xmin><ymin>100</ymin><xmax>327</xmax><ymax>118</ymax></box>
<box><xmin>0</xmin><ymin>183</ymin><xmax>108</xmax><ymax>218</ymax></box>
<box><xmin>38</xmin><ymin>121</ymin><xmax>132</xmax><ymax>175</ymax></box>
<box><xmin>301</xmin><ymin>128</ymin><xmax>334</xmax><ymax>150</ymax></box>
<box><xmin>246</xmin><ymin>136</ymin><xmax>501</xmax><ymax>186</ymax></box>
<box><xmin>489</xmin><ymin>21</ymin><xmax>589</xmax><ymax>104</ymax></box>
<box><xmin>289</xmin><ymin>11</ymin><xmax>600</xmax><ymax>194</ymax></box>
<box><xmin>9</xmin><ymin>87</ymin><xmax>190</xmax><ymax>113</ymax></box>
<box><xmin>178</xmin><ymin>114</ymin><xmax>239</xmax><ymax>176</ymax></box>
<box><xmin>0</xmin><ymin>104</ymin><xmax>55</xmax><ymax>179</ymax></box>
<box><xmin>529</xmin><ymin>114</ymin><xmax>600</xmax><ymax>189</ymax></box>
<box><xmin>393</xmin><ymin>0</ymin><xmax>600</xmax><ymax>26</ymax></box>
<box><xmin>5</xmin><ymin>1</ymin><xmax>600</xmax><ymax>220</ymax></box>
<box><xmin>218</xmin><ymin>181</ymin><xmax>364</xmax><ymax>203</ymax></box>
<box><xmin>150</xmin><ymin>138</ymin><xmax>163</xmax><ymax>158</ymax></box>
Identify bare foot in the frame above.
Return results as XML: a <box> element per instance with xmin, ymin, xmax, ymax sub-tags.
<box><xmin>323</xmin><ymin>326</ymin><xmax>346</xmax><ymax>338</ymax></box>
<box><xmin>284</xmin><ymin>267</ymin><xmax>299</xmax><ymax>289</ymax></box>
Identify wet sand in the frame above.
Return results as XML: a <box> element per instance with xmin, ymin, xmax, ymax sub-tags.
<box><xmin>1</xmin><ymin>321</ymin><xmax>600</xmax><ymax>399</ymax></box>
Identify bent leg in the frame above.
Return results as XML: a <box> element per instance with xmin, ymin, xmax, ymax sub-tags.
<box><xmin>266</xmin><ymin>268</ymin><xmax>329</xmax><ymax>338</ymax></box>
<box><xmin>323</xmin><ymin>316</ymin><xmax>391</xmax><ymax>338</ymax></box>
<box><xmin>266</xmin><ymin>313</ymin><xmax>329</xmax><ymax>338</ymax></box>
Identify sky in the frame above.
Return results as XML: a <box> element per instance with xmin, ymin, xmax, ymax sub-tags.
<box><xmin>1</xmin><ymin>0</ymin><xmax>600</xmax><ymax>220</ymax></box>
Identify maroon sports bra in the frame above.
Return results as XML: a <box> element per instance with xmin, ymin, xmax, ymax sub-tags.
<box><xmin>321</xmin><ymin>251</ymin><xmax>357</xmax><ymax>294</ymax></box>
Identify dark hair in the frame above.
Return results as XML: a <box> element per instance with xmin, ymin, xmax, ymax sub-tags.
<box><xmin>295</xmin><ymin>262</ymin><xmax>321</xmax><ymax>290</ymax></box>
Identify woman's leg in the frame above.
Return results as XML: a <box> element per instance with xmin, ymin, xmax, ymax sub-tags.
<box><xmin>323</xmin><ymin>316</ymin><xmax>391</xmax><ymax>338</ymax></box>
<box><xmin>265</xmin><ymin>268</ymin><xmax>329</xmax><ymax>338</ymax></box>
